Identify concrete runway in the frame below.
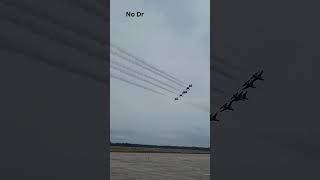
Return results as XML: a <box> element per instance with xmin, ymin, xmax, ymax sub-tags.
<box><xmin>111</xmin><ymin>152</ymin><xmax>210</xmax><ymax>180</ymax></box>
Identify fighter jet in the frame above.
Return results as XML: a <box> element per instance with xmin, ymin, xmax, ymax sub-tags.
<box><xmin>182</xmin><ymin>90</ymin><xmax>188</xmax><ymax>94</ymax></box>
<box><xmin>186</xmin><ymin>87</ymin><xmax>190</xmax><ymax>90</ymax></box>
<box><xmin>240</xmin><ymin>91</ymin><xmax>248</xmax><ymax>100</ymax></box>
<box><xmin>179</xmin><ymin>94</ymin><xmax>183</xmax><ymax>97</ymax></box>
<box><xmin>189</xmin><ymin>84</ymin><xmax>192</xmax><ymax>87</ymax></box>
<box><xmin>210</xmin><ymin>112</ymin><xmax>220</xmax><ymax>122</ymax></box>
<box><xmin>174</xmin><ymin>97</ymin><xmax>179</xmax><ymax>101</ymax></box>
<box><xmin>231</xmin><ymin>92</ymin><xmax>241</xmax><ymax>102</ymax></box>
<box><xmin>220</xmin><ymin>101</ymin><xmax>234</xmax><ymax>112</ymax></box>
<box><xmin>251</xmin><ymin>70</ymin><xmax>264</xmax><ymax>82</ymax></box>
<box><xmin>231</xmin><ymin>91</ymin><xmax>248</xmax><ymax>102</ymax></box>
<box><xmin>242</xmin><ymin>79</ymin><xmax>256</xmax><ymax>90</ymax></box>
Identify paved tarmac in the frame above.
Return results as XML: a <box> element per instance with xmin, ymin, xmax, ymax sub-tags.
<box><xmin>111</xmin><ymin>152</ymin><xmax>210</xmax><ymax>180</ymax></box>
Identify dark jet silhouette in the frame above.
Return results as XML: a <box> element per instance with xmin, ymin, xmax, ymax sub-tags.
<box><xmin>179</xmin><ymin>94</ymin><xmax>183</xmax><ymax>97</ymax></box>
<box><xmin>210</xmin><ymin>112</ymin><xmax>220</xmax><ymax>122</ymax></box>
<box><xmin>189</xmin><ymin>84</ymin><xmax>192</xmax><ymax>87</ymax></box>
<box><xmin>220</xmin><ymin>101</ymin><xmax>234</xmax><ymax>112</ymax></box>
<box><xmin>241</xmin><ymin>91</ymin><xmax>249</xmax><ymax>100</ymax></box>
<box><xmin>231</xmin><ymin>91</ymin><xmax>249</xmax><ymax>102</ymax></box>
<box><xmin>242</xmin><ymin>79</ymin><xmax>256</xmax><ymax>90</ymax></box>
<box><xmin>231</xmin><ymin>92</ymin><xmax>241</xmax><ymax>102</ymax></box>
<box><xmin>251</xmin><ymin>70</ymin><xmax>264</xmax><ymax>82</ymax></box>
<box><xmin>186</xmin><ymin>87</ymin><xmax>190</xmax><ymax>90</ymax></box>
<box><xmin>174</xmin><ymin>97</ymin><xmax>178</xmax><ymax>101</ymax></box>
<box><xmin>182</xmin><ymin>90</ymin><xmax>187</xmax><ymax>94</ymax></box>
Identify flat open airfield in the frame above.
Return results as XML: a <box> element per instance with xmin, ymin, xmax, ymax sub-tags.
<box><xmin>111</xmin><ymin>152</ymin><xmax>210</xmax><ymax>180</ymax></box>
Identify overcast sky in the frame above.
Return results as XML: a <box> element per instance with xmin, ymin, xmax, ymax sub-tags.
<box><xmin>110</xmin><ymin>0</ymin><xmax>210</xmax><ymax>147</ymax></box>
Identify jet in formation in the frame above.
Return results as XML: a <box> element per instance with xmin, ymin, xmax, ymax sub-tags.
<box><xmin>220</xmin><ymin>101</ymin><xmax>234</xmax><ymax>112</ymax></box>
<box><xmin>213</xmin><ymin>70</ymin><xmax>264</xmax><ymax>122</ymax></box>
<box><xmin>251</xmin><ymin>70</ymin><xmax>264</xmax><ymax>82</ymax></box>
<box><xmin>242</xmin><ymin>70</ymin><xmax>264</xmax><ymax>90</ymax></box>
<box><xmin>210</xmin><ymin>112</ymin><xmax>219</xmax><ymax>122</ymax></box>
<box><xmin>242</xmin><ymin>79</ymin><xmax>256</xmax><ymax>90</ymax></box>
<box><xmin>174</xmin><ymin>84</ymin><xmax>192</xmax><ymax>100</ymax></box>
<box><xmin>231</xmin><ymin>91</ymin><xmax>248</xmax><ymax>102</ymax></box>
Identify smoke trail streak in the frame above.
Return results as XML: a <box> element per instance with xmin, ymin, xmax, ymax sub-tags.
<box><xmin>1</xmin><ymin>0</ymin><xmax>106</xmax><ymax>46</ymax></box>
<box><xmin>211</xmin><ymin>55</ymin><xmax>241</xmax><ymax>71</ymax></box>
<box><xmin>211</xmin><ymin>64</ymin><xmax>237</xmax><ymax>80</ymax></box>
<box><xmin>111</xmin><ymin>50</ymin><xmax>185</xmax><ymax>87</ymax></box>
<box><xmin>111</xmin><ymin>73</ymin><xmax>168</xmax><ymax>97</ymax></box>
<box><xmin>111</xmin><ymin>64</ymin><xmax>177</xmax><ymax>95</ymax></box>
<box><xmin>0</xmin><ymin>37</ymin><xmax>107</xmax><ymax>84</ymax></box>
<box><xmin>111</xmin><ymin>43</ymin><xmax>186</xmax><ymax>85</ymax></box>
<box><xmin>212</xmin><ymin>87</ymin><xmax>226</xmax><ymax>94</ymax></box>
<box><xmin>110</xmin><ymin>60</ymin><xmax>181</xmax><ymax>92</ymax></box>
